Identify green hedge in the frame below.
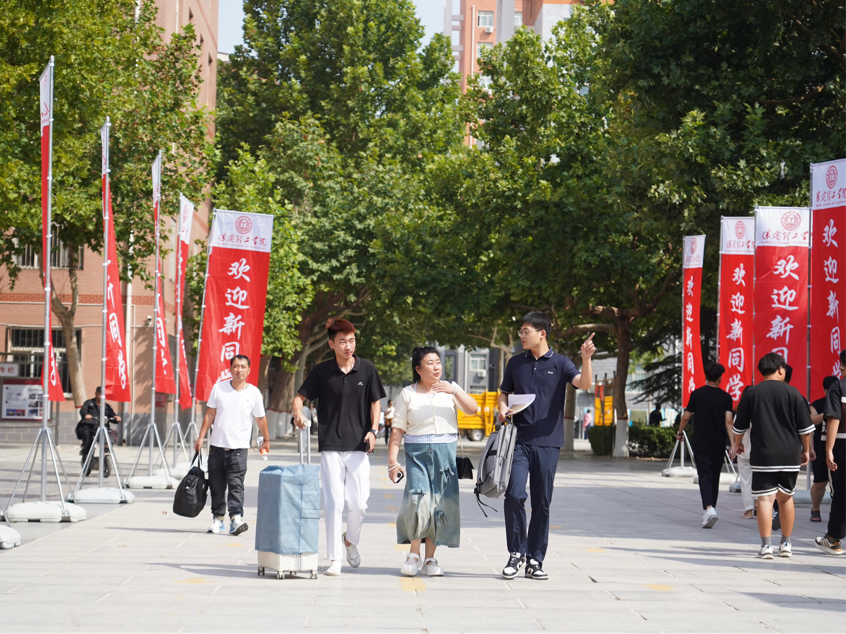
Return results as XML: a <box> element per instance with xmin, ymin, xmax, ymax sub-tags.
<box><xmin>588</xmin><ymin>425</ymin><xmax>614</xmax><ymax>456</ymax></box>
<box><xmin>627</xmin><ymin>426</ymin><xmax>677</xmax><ymax>458</ymax></box>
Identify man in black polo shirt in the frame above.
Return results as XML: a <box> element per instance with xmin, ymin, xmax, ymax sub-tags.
<box><xmin>293</xmin><ymin>318</ymin><xmax>385</xmax><ymax>576</ymax></box>
<box><xmin>815</xmin><ymin>350</ymin><xmax>846</xmax><ymax>556</ymax></box>
<box><xmin>677</xmin><ymin>363</ymin><xmax>734</xmax><ymax>529</ymax></box>
<box><xmin>497</xmin><ymin>312</ymin><xmax>595</xmax><ymax>580</ymax></box>
<box><xmin>809</xmin><ymin>376</ymin><xmax>838</xmax><ymax>523</ymax></box>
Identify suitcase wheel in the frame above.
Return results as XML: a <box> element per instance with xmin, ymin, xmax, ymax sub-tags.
<box><xmin>258</xmin><ymin>567</ymin><xmax>264</xmax><ymax>576</ymax></box>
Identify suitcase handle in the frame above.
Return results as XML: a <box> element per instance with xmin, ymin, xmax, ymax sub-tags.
<box><xmin>298</xmin><ymin>421</ymin><xmax>312</xmax><ymax>465</ymax></box>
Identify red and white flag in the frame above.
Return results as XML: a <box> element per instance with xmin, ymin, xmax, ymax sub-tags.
<box><xmin>102</xmin><ymin>121</ymin><xmax>130</xmax><ymax>401</ymax></box>
<box><xmin>810</xmin><ymin>159</ymin><xmax>846</xmax><ymax>399</ymax></box>
<box><xmin>152</xmin><ymin>155</ymin><xmax>176</xmax><ymax>394</ymax></box>
<box><xmin>682</xmin><ymin>235</ymin><xmax>705</xmax><ymax>405</ymax></box>
<box><xmin>175</xmin><ymin>194</ymin><xmax>194</xmax><ymax>408</ymax></box>
<box><xmin>719</xmin><ymin>218</ymin><xmax>755</xmax><ymax>407</ymax></box>
<box><xmin>39</xmin><ymin>58</ymin><xmax>64</xmax><ymax>402</ymax></box>
<box><xmin>195</xmin><ymin>210</ymin><xmax>274</xmax><ymax>402</ymax></box>
<box><xmin>754</xmin><ymin>206</ymin><xmax>810</xmax><ymax>396</ymax></box>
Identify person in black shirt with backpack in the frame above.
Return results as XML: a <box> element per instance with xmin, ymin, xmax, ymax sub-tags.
<box><xmin>677</xmin><ymin>363</ymin><xmax>734</xmax><ymax>529</ymax></box>
<box><xmin>815</xmin><ymin>350</ymin><xmax>846</xmax><ymax>556</ymax></box>
<box><xmin>732</xmin><ymin>353</ymin><xmax>814</xmax><ymax>560</ymax></box>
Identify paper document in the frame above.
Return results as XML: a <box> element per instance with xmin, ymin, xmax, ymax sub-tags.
<box><xmin>507</xmin><ymin>394</ymin><xmax>535</xmax><ymax>414</ymax></box>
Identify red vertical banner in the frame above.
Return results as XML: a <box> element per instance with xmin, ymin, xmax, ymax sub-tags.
<box><xmin>719</xmin><ymin>217</ymin><xmax>755</xmax><ymax>407</ymax></box>
<box><xmin>682</xmin><ymin>235</ymin><xmax>705</xmax><ymax>405</ymax></box>
<box><xmin>39</xmin><ymin>58</ymin><xmax>64</xmax><ymax>402</ymax></box>
<box><xmin>754</xmin><ymin>206</ymin><xmax>810</xmax><ymax>396</ymax></box>
<box><xmin>195</xmin><ymin>210</ymin><xmax>274</xmax><ymax>402</ymax></box>
<box><xmin>176</xmin><ymin>194</ymin><xmax>194</xmax><ymax>408</ymax></box>
<box><xmin>810</xmin><ymin>159</ymin><xmax>846</xmax><ymax>399</ymax></box>
<box><xmin>102</xmin><ymin>122</ymin><xmax>131</xmax><ymax>401</ymax></box>
<box><xmin>151</xmin><ymin>156</ymin><xmax>176</xmax><ymax>395</ymax></box>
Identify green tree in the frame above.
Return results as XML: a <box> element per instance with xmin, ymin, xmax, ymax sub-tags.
<box><xmin>0</xmin><ymin>0</ymin><xmax>212</xmax><ymax>405</ymax></box>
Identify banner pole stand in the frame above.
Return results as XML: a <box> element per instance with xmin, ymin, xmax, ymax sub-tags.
<box><xmin>125</xmin><ymin>151</ymin><xmax>174</xmax><ymax>490</ymax></box>
<box><xmin>661</xmin><ymin>431</ymin><xmax>697</xmax><ymax>477</ymax></box>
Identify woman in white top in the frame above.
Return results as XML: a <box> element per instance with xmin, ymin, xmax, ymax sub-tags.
<box><xmin>388</xmin><ymin>346</ymin><xmax>479</xmax><ymax>577</ymax></box>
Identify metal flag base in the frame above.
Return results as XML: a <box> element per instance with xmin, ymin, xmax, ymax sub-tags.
<box><xmin>4</xmin><ymin>501</ymin><xmax>86</xmax><ymax>523</ymax></box>
<box><xmin>70</xmin><ymin>487</ymin><xmax>135</xmax><ymax>504</ymax></box>
<box><xmin>160</xmin><ymin>421</ymin><xmax>191</xmax><ymax>479</ymax></box>
<box><xmin>0</xmin><ymin>525</ymin><xmax>21</xmax><ymax>549</ymax></box>
<box><xmin>124</xmin><ymin>420</ymin><xmax>175</xmax><ymax>489</ymax></box>
<box><xmin>154</xmin><ymin>464</ymin><xmax>190</xmax><ymax>479</ymax></box>
<box><xmin>68</xmin><ymin>424</ymin><xmax>134</xmax><ymax>504</ymax></box>
<box><xmin>3</xmin><ymin>427</ymin><xmax>87</xmax><ymax>523</ymax></box>
<box><xmin>661</xmin><ymin>431</ymin><xmax>697</xmax><ymax>477</ymax></box>
<box><xmin>729</xmin><ymin>480</ymin><xmax>742</xmax><ymax>493</ymax></box>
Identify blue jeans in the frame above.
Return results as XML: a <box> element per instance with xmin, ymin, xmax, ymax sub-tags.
<box><xmin>504</xmin><ymin>444</ymin><xmax>559</xmax><ymax>563</ymax></box>
<box><xmin>208</xmin><ymin>446</ymin><xmax>247</xmax><ymax>519</ymax></box>
<box><xmin>397</xmin><ymin>441</ymin><xmax>460</xmax><ymax>548</ymax></box>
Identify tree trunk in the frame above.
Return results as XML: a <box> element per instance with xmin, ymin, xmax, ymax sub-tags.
<box><xmin>612</xmin><ymin>315</ymin><xmax>633</xmax><ymax>458</ymax></box>
<box><xmin>48</xmin><ymin>245</ymin><xmax>86</xmax><ymax>407</ymax></box>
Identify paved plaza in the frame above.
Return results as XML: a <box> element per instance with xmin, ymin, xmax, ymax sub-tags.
<box><xmin>0</xmin><ymin>438</ymin><xmax>843</xmax><ymax>633</ymax></box>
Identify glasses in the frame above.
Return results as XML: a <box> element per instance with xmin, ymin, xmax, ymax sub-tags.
<box><xmin>517</xmin><ymin>329</ymin><xmax>538</xmax><ymax>337</ymax></box>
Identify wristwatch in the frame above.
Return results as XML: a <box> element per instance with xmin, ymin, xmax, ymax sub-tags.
<box><xmin>366</xmin><ymin>430</ymin><xmax>377</xmax><ymax>438</ymax></box>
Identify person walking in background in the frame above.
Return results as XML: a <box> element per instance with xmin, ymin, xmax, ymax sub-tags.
<box><xmin>732</xmin><ymin>353</ymin><xmax>814</xmax><ymax>559</ymax></box>
<box><xmin>497</xmin><ymin>312</ymin><xmax>595</xmax><ymax>581</ymax></box>
<box><xmin>677</xmin><ymin>363</ymin><xmax>734</xmax><ymax>528</ymax></box>
<box><xmin>815</xmin><ymin>351</ymin><xmax>846</xmax><ymax>556</ymax></box>
<box><xmin>384</xmin><ymin>400</ymin><xmax>395</xmax><ymax>445</ymax></box>
<box><xmin>582</xmin><ymin>409</ymin><xmax>593</xmax><ymax>438</ymax></box>
<box><xmin>388</xmin><ymin>347</ymin><xmax>479</xmax><ymax>577</ymax></box>
<box><xmin>194</xmin><ymin>355</ymin><xmax>269</xmax><ymax>536</ymax></box>
<box><xmin>734</xmin><ymin>386</ymin><xmax>756</xmax><ymax>520</ymax></box>
<box><xmin>293</xmin><ymin>318</ymin><xmax>385</xmax><ymax>576</ymax></box>
<box><xmin>810</xmin><ymin>376</ymin><xmax>838</xmax><ymax>523</ymax></box>
<box><xmin>648</xmin><ymin>407</ymin><xmax>664</xmax><ymax>427</ymax></box>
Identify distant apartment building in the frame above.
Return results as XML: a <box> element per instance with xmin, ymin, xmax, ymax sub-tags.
<box><xmin>444</xmin><ymin>0</ymin><xmax>582</xmax><ymax>92</ymax></box>
<box><xmin>0</xmin><ymin>0</ymin><xmax>218</xmax><ymax>444</ymax></box>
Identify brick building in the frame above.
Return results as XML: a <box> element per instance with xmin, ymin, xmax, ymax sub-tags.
<box><xmin>0</xmin><ymin>0</ymin><xmax>218</xmax><ymax>446</ymax></box>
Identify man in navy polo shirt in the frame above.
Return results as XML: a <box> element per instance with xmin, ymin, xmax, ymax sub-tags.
<box><xmin>497</xmin><ymin>312</ymin><xmax>595</xmax><ymax>580</ymax></box>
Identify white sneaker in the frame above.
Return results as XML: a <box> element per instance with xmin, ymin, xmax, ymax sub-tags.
<box><xmin>325</xmin><ymin>560</ymin><xmax>343</xmax><ymax>576</ymax></box>
<box><xmin>229</xmin><ymin>515</ymin><xmax>249</xmax><ymax>536</ymax></box>
<box><xmin>702</xmin><ymin>507</ymin><xmax>718</xmax><ymax>529</ymax></box>
<box><xmin>759</xmin><ymin>545</ymin><xmax>774</xmax><ymax>560</ymax></box>
<box><xmin>401</xmin><ymin>553</ymin><xmax>422</xmax><ymax>577</ymax></box>
<box><xmin>207</xmin><ymin>517</ymin><xmax>225</xmax><ymax>534</ymax></box>
<box><xmin>779</xmin><ymin>542</ymin><xmax>792</xmax><ymax>558</ymax></box>
<box><xmin>343</xmin><ymin>532</ymin><xmax>361</xmax><ymax>568</ymax></box>
<box><xmin>422</xmin><ymin>557</ymin><xmax>443</xmax><ymax>577</ymax></box>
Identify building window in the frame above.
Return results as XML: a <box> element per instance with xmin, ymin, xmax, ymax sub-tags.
<box><xmin>477</xmin><ymin>11</ymin><xmax>494</xmax><ymax>27</ymax></box>
<box><xmin>468</xmin><ymin>385</ymin><xmax>485</xmax><ymax>395</ymax></box>
<box><xmin>469</xmin><ymin>354</ymin><xmax>487</xmax><ymax>372</ymax></box>
<box><xmin>477</xmin><ymin>42</ymin><xmax>493</xmax><ymax>60</ymax></box>
<box><xmin>8</xmin><ymin>328</ymin><xmax>79</xmax><ymax>394</ymax></box>
<box><xmin>14</xmin><ymin>231</ymin><xmax>84</xmax><ymax>270</ymax></box>
<box><xmin>515</xmin><ymin>12</ymin><xmax>522</xmax><ymax>27</ymax></box>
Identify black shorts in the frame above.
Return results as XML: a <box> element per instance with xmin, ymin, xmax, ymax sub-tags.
<box><xmin>812</xmin><ymin>453</ymin><xmax>829</xmax><ymax>484</ymax></box>
<box><xmin>752</xmin><ymin>470</ymin><xmax>799</xmax><ymax>497</ymax></box>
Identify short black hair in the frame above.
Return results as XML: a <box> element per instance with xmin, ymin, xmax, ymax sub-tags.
<box><xmin>704</xmin><ymin>363</ymin><xmax>725</xmax><ymax>382</ymax></box>
<box><xmin>411</xmin><ymin>346</ymin><xmax>440</xmax><ymax>383</ymax></box>
<box><xmin>95</xmin><ymin>386</ymin><xmax>102</xmax><ymax>394</ymax></box>
<box><xmin>841</xmin><ymin>350</ymin><xmax>846</xmax><ymax>366</ymax></box>
<box><xmin>757</xmin><ymin>352</ymin><xmax>786</xmax><ymax>378</ymax></box>
<box><xmin>823</xmin><ymin>376</ymin><xmax>838</xmax><ymax>391</ymax></box>
<box><xmin>521</xmin><ymin>312</ymin><xmax>552</xmax><ymax>339</ymax></box>
<box><xmin>230</xmin><ymin>354</ymin><xmax>251</xmax><ymax>368</ymax></box>
<box><xmin>784</xmin><ymin>364</ymin><xmax>793</xmax><ymax>385</ymax></box>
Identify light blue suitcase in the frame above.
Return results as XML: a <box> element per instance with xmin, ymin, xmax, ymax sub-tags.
<box><xmin>256</xmin><ymin>427</ymin><xmax>320</xmax><ymax>579</ymax></box>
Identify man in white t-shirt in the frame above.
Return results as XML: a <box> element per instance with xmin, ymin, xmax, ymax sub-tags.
<box><xmin>195</xmin><ymin>355</ymin><xmax>269</xmax><ymax>536</ymax></box>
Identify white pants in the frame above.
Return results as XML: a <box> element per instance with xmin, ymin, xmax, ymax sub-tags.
<box><xmin>321</xmin><ymin>451</ymin><xmax>370</xmax><ymax>562</ymax></box>
<box><xmin>737</xmin><ymin>430</ymin><xmax>754</xmax><ymax>511</ymax></box>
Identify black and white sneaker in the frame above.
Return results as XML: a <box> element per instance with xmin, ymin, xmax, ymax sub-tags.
<box><xmin>524</xmin><ymin>558</ymin><xmax>548</xmax><ymax>580</ymax></box>
<box><xmin>501</xmin><ymin>553</ymin><xmax>525</xmax><ymax>579</ymax></box>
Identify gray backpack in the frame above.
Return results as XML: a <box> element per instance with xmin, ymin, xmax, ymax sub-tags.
<box><xmin>474</xmin><ymin>421</ymin><xmax>518</xmax><ymax>516</ymax></box>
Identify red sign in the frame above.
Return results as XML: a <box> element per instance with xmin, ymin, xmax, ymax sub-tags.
<box><xmin>754</xmin><ymin>207</ymin><xmax>810</xmax><ymax>396</ymax></box>
<box><xmin>810</xmin><ymin>159</ymin><xmax>845</xmax><ymax>399</ymax></box>
<box><xmin>195</xmin><ymin>210</ymin><xmax>274</xmax><ymax>402</ymax></box>
<box><xmin>176</xmin><ymin>195</ymin><xmax>194</xmax><ymax>408</ymax></box>
<box><xmin>719</xmin><ymin>218</ymin><xmax>755</xmax><ymax>407</ymax></box>
<box><xmin>682</xmin><ymin>235</ymin><xmax>705</xmax><ymax>405</ymax></box>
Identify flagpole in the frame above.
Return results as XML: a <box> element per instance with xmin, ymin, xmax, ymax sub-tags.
<box><xmin>40</xmin><ymin>56</ymin><xmax>55</xmax><ymax>504</ymax></box>
<box><xmin>150</xmin><ymin>151</ymin><xmax>162</xmax><ymax>477</ymax></box>
<box><xmin>98</xmin><ymin>117</ymin><xmax>111</xmax><ymax>489</ymax></box>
